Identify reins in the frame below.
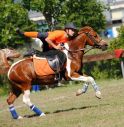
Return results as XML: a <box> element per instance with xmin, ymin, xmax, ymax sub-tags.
<box><xmin>63</xmin><ymin>46</ymin><xmax>94</xmax><ymax>54</ymax></box>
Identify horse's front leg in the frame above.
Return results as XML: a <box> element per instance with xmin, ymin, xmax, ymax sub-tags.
<box><xmin>70</xmin><ymin>72</ymin><xmax>101</xmax><ymax>99</ymax></box>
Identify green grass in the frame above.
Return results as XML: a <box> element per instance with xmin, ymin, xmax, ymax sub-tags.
<box><xmin>0</xmin><ymin>79</ymin><xmax>124</xmax><ymax>127</ymax></box>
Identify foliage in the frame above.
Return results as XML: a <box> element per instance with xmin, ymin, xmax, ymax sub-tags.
<box><xmin>57</xmin><ymin>0</ymin><xmax>106</xmax><ymax>32</ymax></box>
<box><xmin>0</xmin><ymin>75</ymin><xmax>10</xmax><ymax>96</ymax></box>
<box><xmin>109</xmin><ymin>25</ymin><xmax>124</xmax><ymax>50</ymax></box>
<box><xmin>83</xmin><ymin>59</ymin><xmax>122</xmax><ymax>79</ymax></box>
<box><xmin>0</xmin><ymin>0</ymin><xmax>36</xmax><ymax>48</ymax></box>
<box><xmin>21</xmin><ymin>0</ymin><xmax>61</xmax><ymax>29</ymax></box>
<box><xmin>21</xmin><ymin>0</ymin><xmax>106</xmax><ymax>31</ymax></box>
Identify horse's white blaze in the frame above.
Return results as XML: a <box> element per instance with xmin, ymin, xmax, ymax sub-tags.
<box><xmin>23</xmin><ymin>90</ymin><xmax>32</xmax><ymax>107</ymax></box>
<box><xmin>62</xmin><ymin>43</ymin><xmax>72</xmax><ymax>77</ymax></box>
<box><xmin>7</xmin><ymin>59</ymin><xmax>27</xmax><ymax>80</ymax></box>
<box><xmin>62</xmin><ymin>43</ymin><xmax>98</xmax><ymax>91</ymax></box>
<box><xmin>2</xmin><ymin>49</ymin><xmax>11</xmax><ymax>57</ymax></box>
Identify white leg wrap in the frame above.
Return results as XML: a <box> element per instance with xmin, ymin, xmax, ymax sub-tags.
<box><xmin>23</xmin><ymin>90</ymin><xmax>32</xmax><ymax>107</ymax></box>
<box><xmin>82</xmin><ymin>83</ymin><xmax>89</xmax><ymax>93</ymax></box>
<box><xmin>87</xmin><ymin>76</ymin><xmax>96</xmax><ymax>84</ymax></box>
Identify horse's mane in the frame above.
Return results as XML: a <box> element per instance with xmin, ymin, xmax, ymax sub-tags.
<box><xmin>78</xmin><ymin>26</ymin><xmax>93</xmax><ymax>35</ymax></box>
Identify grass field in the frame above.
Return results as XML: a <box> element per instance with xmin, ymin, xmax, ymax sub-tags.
<box><xmin>0</xmin><ymin>79</ymin><xmax>124</xmax><ymax>127</ymax></box>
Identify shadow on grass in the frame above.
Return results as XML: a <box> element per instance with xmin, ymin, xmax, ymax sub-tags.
<box><xmin>24</xmin><ymin>103</ymin><xmax>110</xmax><ymax>118</ymax></box>
<box><xmin>51</xmin><ymin>103</ymin><xmax>109</xmax><ymax>114</ymax></box>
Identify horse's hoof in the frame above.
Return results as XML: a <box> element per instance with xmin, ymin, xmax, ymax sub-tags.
<box><xmin>17</xmin><ymin>116</ymin><xmax>23</xmax><ymax>119</ymax></box>
<box><xmin>76</xmin><ymin>89</ymin><xmax>83</xmax><ymax>96</ymax></box>
<box><xmin>95</xmin><ymin>91</ymin><xmax>102</xmax><ymax>99</ymax></box>
<box><xmin>39</xmin><ymin>113</ymin><xmax>46</xmax><ymax>117</ymax></box>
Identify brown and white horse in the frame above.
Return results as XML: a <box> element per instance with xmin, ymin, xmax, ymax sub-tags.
<box><xmin>0</xmin><ymin>48</ymin><xmax>20</xmax><ymax>74</ymax></box>
<box><xmin>7</xmin><ymin>26</ymin><xmax>107</xmax><ymax>119</ymax></box>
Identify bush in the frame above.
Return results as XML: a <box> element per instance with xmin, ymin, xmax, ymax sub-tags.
<box><xmin>83</xmin><ymin>59</ymin><xmax>122</xmax><ymax>79</ymax></box>
<box><xmin>0</xmin><ymin>1</ymin><xmax>36</xmax><ymax>48</ymax></box>
<box><xmin>109</xmin><ymin>25</ymin><xmax>124</xmax><ymax>50</ymax></box>
<box><xmin>0</xmin><ymin>75</ymin><xmax>10</xmax><ymax>96</ymax></box>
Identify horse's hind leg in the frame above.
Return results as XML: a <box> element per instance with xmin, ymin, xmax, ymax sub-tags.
<box><xmin>7</xmin><ymin>90</ymin><xmax>23</xmax><ymax>119</ymax></box>
<box><xmin>23</xmin><ymin>90</ymin><xmax>46</xmax><ymax>117</ymax></box>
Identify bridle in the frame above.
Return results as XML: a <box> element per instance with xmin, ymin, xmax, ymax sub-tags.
<box><xmin>85</xmin><ymin>30</ymin><xmax>102</xmax><ymax>48</ymax></box>
<box><xmin>62</xmin><ymin>30</ymin><xmax>103</xmax><ymax>54</ymax></box>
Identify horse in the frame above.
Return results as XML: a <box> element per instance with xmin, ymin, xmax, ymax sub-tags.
<box><xmin>0</xmin><ymin>48</ymin><xmax>20</xmax><ymax>74</ymax></box>
<box><xmin>6</xmin><ymin>26</ymin><xmax>108</xmax><ymax>119</ymax></box>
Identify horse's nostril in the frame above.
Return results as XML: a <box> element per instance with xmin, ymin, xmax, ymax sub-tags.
<box><xmin>101</xmin><ymin>45</ymin><xmax>108</xmax><ymax>51</ymax></box>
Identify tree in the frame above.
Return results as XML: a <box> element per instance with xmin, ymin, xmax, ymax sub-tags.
<box><xmin>0</xmin><ymin>0</ymin><xmax>36</xmax><ymax>48</ymax></box>
<box><xmin>21</xmin><ymin>0</ymin><xmax>106</xmax><ymax>31</ymax></box>
<box><xmin>60</xmin><ymin>0</ymin><xmax>106</xmax><ymax>32</ymax></box>
<box><xmin>21</xmin><ymin>0</ymin><xmax>63</xmax><ymax>30</ymax></box>
<box><xmin>109</xmin><ymin>25</ymin><xmax>124</xmax><ymax>50</ymax></box>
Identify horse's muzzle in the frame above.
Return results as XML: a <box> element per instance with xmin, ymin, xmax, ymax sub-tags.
<box><xmin>101</xmin><ymin>44</ymin><xmax>108</xmax><ymax>51</ymax></box>
<box><xmin>94</xmin><ymin>44</ymin><xmax>108</xmax><ymax>51</ymax></box>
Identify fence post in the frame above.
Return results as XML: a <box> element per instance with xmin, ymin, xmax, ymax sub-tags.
<box><xmin>120</xmin><ymin>58</ymin><xmax>124</xmax><ymax>78</ymax></box>
<box><xmin>114</xmin><ymin>49</ymin><xmax>124</xmax><ymax>78</ymax></box>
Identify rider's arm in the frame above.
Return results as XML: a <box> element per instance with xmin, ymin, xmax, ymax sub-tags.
<box><xmin>45</xmin><ymin>38</ymin><xmax>59</xmax><ymax>49</ymax></box>
<box><xmin>45</xmin><ymin>31</ymin><xmax>63</xmax><ymax>50</ymax></box>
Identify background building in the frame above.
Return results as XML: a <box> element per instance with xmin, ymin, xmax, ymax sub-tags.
<box><xmin>28</xmin><ymin>10</ymin><xmax>49</xmax><ymax>32</ymax></box>
<box><xmin>101</xmin><ymin>0</ymin><xmax>124</xmax><ymax>38</ymax></box>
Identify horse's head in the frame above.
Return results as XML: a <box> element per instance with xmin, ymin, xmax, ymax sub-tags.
<box><xmin>78</xmin><ymin>26</ymin><xmax>108</xmax><ymax>51</ymax></box>
<box><xmin>0</xmin><ymin>48</ymin><xmax>20</xmax><ymax>74</ymax></box>
<box><xmin>2</xmin><ymin>48</ymin><xmax>21</xmax><ymax>60</ymax></box>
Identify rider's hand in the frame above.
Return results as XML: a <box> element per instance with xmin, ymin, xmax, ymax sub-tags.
<box><xmin>55</xmin><ymin>44</ymin><xmax>62</xmax><ymax>50</ymax></box>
